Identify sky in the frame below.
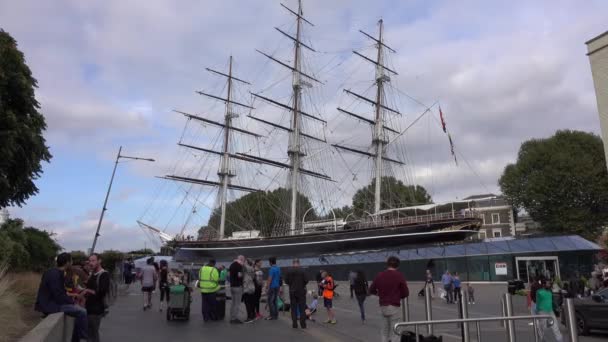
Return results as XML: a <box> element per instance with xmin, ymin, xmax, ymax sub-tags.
<box><xmin>1</xmin><ymin>0</ymin><xmax>606</xmax><ymax>252</ymax></box>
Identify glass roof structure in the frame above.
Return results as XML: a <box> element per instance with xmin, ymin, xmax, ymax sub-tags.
<box><xmin>275</xmin><ymin>235</ymin><xmax>602</xmax><ymax>267</ymax></box>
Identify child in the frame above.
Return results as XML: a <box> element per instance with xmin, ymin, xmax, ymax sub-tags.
<box><xmin>305</xmin><ymin>294</ymin><xmax>319</xmax><ymax>321</ymax></box>
<box><xmin>467</xmin><ymin>283</ymin><xmax>475</xmax><ymax>304</ymax></box>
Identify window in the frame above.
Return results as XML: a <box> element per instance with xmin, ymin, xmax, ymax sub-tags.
<box><xmin>493</xmin><ymin>228</ymin><xmax>502</xmax><ymax>238</ymax></box>
<box><xmin>491</xmin><ymin>213</ymin><xmax>500</xmax><ymax>224</ymax></box>
<box><xmin>479</xmin><ymin>231</ymin><xmax>487</xmax><ymax>240</ymax></box>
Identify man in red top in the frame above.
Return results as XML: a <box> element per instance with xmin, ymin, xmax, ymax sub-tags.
<box><xmin>369</xmin><ymin>256</ymin><xmax>409</xmax><ymax>342</ymax></box>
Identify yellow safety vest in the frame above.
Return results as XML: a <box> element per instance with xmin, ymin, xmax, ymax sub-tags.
<box><xmin>199</xmin><ymin>266</ymin><xmax>220</xmax><ymax>293</ymax></box>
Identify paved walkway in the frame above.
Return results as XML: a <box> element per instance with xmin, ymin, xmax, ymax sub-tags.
<box><xmin>101</xmin><ymin>281</ymin><xmax>607</xmax><ymax>341</ymax></box>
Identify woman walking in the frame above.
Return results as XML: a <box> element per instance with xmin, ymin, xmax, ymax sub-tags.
<box><xmin>254</xmin><ymin>259</ymin><xmax>264</xmax><ymax>319</ymax></box>
<box><xmin>242</xmin><ymin>259</ymin><xmax>257</xmax><ymax>323</ymax></box>
<box><xmin>159</xmin><ymin>259</ymin><xmax>170</xmax><ymax>312</ymax></box>
<box><xmin>353</xmin><ymin>270</ymin><xmax>369</xmax><ymax>323</ymax></box>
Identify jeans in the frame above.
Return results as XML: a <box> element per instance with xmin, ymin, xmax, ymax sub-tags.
<box><xmin>454</xmin><ymin>287</ymin><xmax>462</xmax><ymax>302</ymax></box>
<box><xmin>254</xmin><ymin>285</ymin><xmax>262</xmax><ymax>315</ymax></box>
<box><xmin>537</xmin><ymin>311</ymin><xmax>563</xmax><ymax>342</ymax></box>
<box><xmin>444</xmin><ymin>284</ymin><xmax>453</xmax><ymax>303</ymax></box>
<box><xmin>356</xmin><ymin>294</ymin><xmax>366</xmax><ymax>321</ymax></box>
<box><xmin>87</xmin><ymin>314</ymin><xmax>102</xmax><ymax>342</ymax></box>
<box><xmin>60</xmin><ymin>304</ymin><xmax>87</xmax><ymax>342</ymax></box>
<box><xmin>289</xmin><ymin>291</ymin><xmax>307</xmax><ymax>327</ymax></box>
<box><xmin>230</xmin><ymin>286</ymin><xmax>243</xmax><ymax>321</ymax></box>
<box><xmin>243</xmin><ymin>292</ymin><xmax>256</xmax><ymax>320</ymax></box>
<box><xmin>160</xmin><ymin>283</ymin><xmax>170</xmax><ymax>302</ymax></box>
<box><xmin>267</xmin><ymin>287</ymin><xmax>279</xmax><ymax>319</ymax></box>
<box><xmin>380</xmin><ymin>305</ymin><xmax>399</xmax><ymax>342</ymax></box>
<box><xmin>201</xmin><ymin>292</ymin><xmax>218</xmax><ymax>321</ymax></box>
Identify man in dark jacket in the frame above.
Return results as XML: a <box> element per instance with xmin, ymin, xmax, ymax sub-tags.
<box><xmin>35</xmin><ymin>252</ymin><xmax>88</xmax><ymax>342</ymax></box>
<box><xmin>285</xmin><ymin>259</ymin><xmax>308</xmax><ymax>329</ymax></box>
<box><xmin>83</xmin><ymin>253</ymin><xmax>110</xmax><ymax>342</ymax></box>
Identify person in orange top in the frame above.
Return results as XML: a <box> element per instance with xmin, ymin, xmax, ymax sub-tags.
<box><xmin>320</xmin><ymin>271</ymin><xmax>336</xmax><ymax>324</ymax></box>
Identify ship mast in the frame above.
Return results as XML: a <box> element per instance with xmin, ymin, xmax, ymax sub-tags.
<box><xmin>289</xmin><ymin>0</ymin><xmax>304</xmax><ymax>235</ymax></box>
<box><xmin>250</xmin><ymin>0</ymin><xmax>331</xmax><ymax>235</ymax></box>
<box><xmin>334</xmin><ymin>19</ymin><xmax>403</xmax><ymax>215</ymax></box>
<box><xmin>163</xmin><ymin>56</ymin><xmax>263</xmax><ymax>240</ymax></box>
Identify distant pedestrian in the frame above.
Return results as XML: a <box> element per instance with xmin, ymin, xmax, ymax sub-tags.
<box><xmin>159</xmin><ymin>259</ymin><xmax>170</xmax><ymax>312</ymax></box>
<box><xmin>198</xmin><ymin>259</ymin><xmax>219</xmax><ymax>322</ymax></box>
<box><xmin>229</xmin><ymin>255</ymin><xmax>245</xmax><ymax>324</ymax></box>
<box><xmin>349</xmin><ymin>270</ymin><xmax>357</xmax><ymax>298</ymax></box>
<box><xmin>140</xmin><ymin>257</ymin><xmax>157</xmax><ymax>310</ymax></box>
<box><xmin>369</xmin><ymin>256</ymin><xmax>409</xmax><ymax>342</ymax></box>
<box><xmin>353</xmin><ymin>270</ymin><xmax>369</xmax><ymax>323</ymax></box>
<box><xmin>441</xmin><ymin>270</ymin><xmax>454</xmax><ymax>303</ymax></box>
<box><xmin>536</xmin><ymin>280</ymin><xmax>563</xmax><ymax>342</ymax></box>
<box><xmin>265</xmin><ymin>256</ymin><xmax>281</xmax><ymax>320</ymax></box>
<box><xmin>320</xmin><ymin>270</ymin><xmax>336</xmax><ymax>324</ymax></box>
<box><xmin>216</xmin><ymin>265</ymin><xmax>227</xmax><ymax>320</ymax></box>
<box><xmin>253</xmin><ymin>259</ymin><xmax>264</xmax><ymax>319</ymax></box>
<box><xmin>425</xmin><ymin>269</ymin><xmax>435</xmax><ymax>297</ymax></box>
<box><xmin>35</xmin><ymin>252</ymin><xmax>88</xmax><ymax>342</ymax></box>
<box><xmin>316</xmin><ymin>270</ymin><xmax>324</xmax><ymax>296</ymax></box>
<box><xmin>84</xmin><ymin>253</ymin><xmax>110</xmax><ymax>342</ymax></box>
<box><xmin>530</xmin><ymin>276</ymin><xmax>542</xmax><ymax>315</ymax></box>
<box><xmin>123</xmin><ymin>258</ymin><xmax>134</xmax><ymax>288</ymax></box>
<box><xmin>453</xmin><ymin>272</ymin><xmax>462</xmax><ymax>303</ymax></box>
<box><xmin>285</xmin><ymin>259</ymin><xmax>308</xmax><ymax>329</ymax></box>
<box><xmin>466</xmin><ymin>283</ymin><xmax>475</xmax><ymax>304</ymax></box>
<box><xmin>242</xmin><ymin>259</ymin><xmax>257</xmax><ymax>323</ymax></box>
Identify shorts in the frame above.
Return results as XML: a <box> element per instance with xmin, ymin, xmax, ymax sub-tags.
<box><xmin>323</xmin><ymin>298</ymin><xmax>333</xmax><ymax>308</ymax></box>
<box><xmin>142</xmin><ymin>286</ymin><xmax>154</xmax><ymax>292</ymax></box>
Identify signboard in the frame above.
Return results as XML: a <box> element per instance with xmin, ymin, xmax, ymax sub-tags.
<box><xmin>495</xmin><ymin>262</ymin><xmax>508</xmax><ymax>275</ymax></box>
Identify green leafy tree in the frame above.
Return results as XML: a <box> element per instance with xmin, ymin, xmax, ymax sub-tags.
<box><xmin>352</xmin><ymin>177</ymin><xmax>432</xmax><ymax>217</ymax></box>
<box><xmin>0</xmin><ymin>29</ymin><xmax>52</xmax><ymax>208</ymax></box>
<box><xmin>203</xmin><ymin>187</ymin><xmax>316</xmax><ymax>238</ymax></box>
<box><xmin>99</xmin><ymin>250</ymin><xmax>124</xmax><ymax>273</ymax></box>
<box><xmin>499</xmin><ymin>130</ymin><xmax>608</xmax><ymax>240</ymax></box>
<box><xmin>70</xmin><ymin>250</ymin><xmax>88</xmax><ymax>266</ymax></box>
<box><xmin>23</xmin><ymin>227</ymin><xmax>61</xmax><ymax>271</ymax></box>
<box><xmin>0</xmin><ymin>218</ymin><xmax>61</xmax><ymax>271</ymax></box>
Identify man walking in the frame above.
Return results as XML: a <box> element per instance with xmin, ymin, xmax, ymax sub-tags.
<box><xmin>198</xmin><ymin>259</ymin><xmax>220</xmax><ymax>322</ymax></box>
<box><xmin>35</xmin><ymin>252</ymin><xmax>88</xmax><ymax>342</ymax></box>
<box><xmin>140</xmin><ymin>258</ymin><xmax>157</xmax><ymax>310</ymax></box>
<box><xmin>83</xmin><ymin>253</ymin><xmax>110</xmax><ymax>342</ymax></box>
<box><xmin>265</xmin><ymin>256</ymin><xmax>281</xmax><ymax>320</ymax></box>
<box><xmin>285</xmin><ymin>259</ymin><xmax>308</xmax><ymax>329</ymax></box>
<box><xmin>441</xmin><ymin>270</ymin><xmax>454</xmax><ymax>303</ymax></box>
<box><xmin>369</xmin><ymin>256</ymin><xmax>409</xmax><ymax>342</ymax></box>
<box><xmin>229</xmin><ymin>255</ymin><xmax>245</xmax><ymax>324</ymax></box>
<box><xmin>320</xmin><ymin>271</ymin><xmax>336</xmax><ymax>324</ymax></box>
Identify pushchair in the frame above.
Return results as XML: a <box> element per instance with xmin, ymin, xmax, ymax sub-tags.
<box><xmin>167</xmin><ymin>284</ymin><xmax>191</xmax><ymax>321</ymax></box>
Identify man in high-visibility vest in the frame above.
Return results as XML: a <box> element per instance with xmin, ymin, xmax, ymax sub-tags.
<box><xmin>198</xmin><ymin>259</ymin><xmax>220</xmax><ymax>321</ymax></box>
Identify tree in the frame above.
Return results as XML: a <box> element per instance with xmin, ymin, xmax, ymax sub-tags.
<box><xmin>70</xmin><ymin>250</ymin><xmax>88</xmax><ymax>266</ymax></box>
<box><xmin>352</xmin><ymin>177</ymin><xmax>432</xmax><ymax>217</ymax></box>
<box><xmin>99</xmin><ymin>250</ymin><xmax>124</xmax><ymax>273</ymax></box>
<box><xmin>499</xmin><ymin>130</ymin><xmax>608</xmax><ymax>240</ymax></box>
<box><xmin>202</xmin><ymin>187</ymin><xmax>316</xmax><ymax>238</ymax></box>
<box><xmin>0</xmin><ymin>218</ymin><xmax>61</xmax><ymax>271</ymax></box>
<box><xmin>0</xmin><ymin>29</ymin><xmax>52</xmax><ymax>208</ymax></box>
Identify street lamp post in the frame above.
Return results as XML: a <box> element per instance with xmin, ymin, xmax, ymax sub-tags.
<box><xmin>90</xmin><ymin>146</ymin><xmax>155</xmax><ymax>254</ymax></box>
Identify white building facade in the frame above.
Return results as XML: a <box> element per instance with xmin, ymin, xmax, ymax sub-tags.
<box><xmin>587</xmin><ymin>31</ymin><xmax>608</xmax><ymax>171</ymax></box>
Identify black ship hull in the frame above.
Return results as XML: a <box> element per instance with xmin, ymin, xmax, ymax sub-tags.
<box><xmin>173</xmin><ymin>217</ymin><xmax>481</xmax><ymax>261</ymax></box>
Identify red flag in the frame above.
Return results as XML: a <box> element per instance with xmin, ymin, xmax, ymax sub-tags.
<box><xmin>439</xmin><ymin>106</ymin><xmax>447</xmax><ymax>133</ymax></box>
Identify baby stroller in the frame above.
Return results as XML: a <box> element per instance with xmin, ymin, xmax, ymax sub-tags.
<box><xmin>167</xmin><ymin>284</ymin><xmax>191</xmax><ymax>321</ymax></box>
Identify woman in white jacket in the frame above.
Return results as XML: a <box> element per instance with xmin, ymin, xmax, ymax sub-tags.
<box><xmin>242</xmin><ymin>259</ymin><xmax>257</xmax><ymax>323</ymax></box>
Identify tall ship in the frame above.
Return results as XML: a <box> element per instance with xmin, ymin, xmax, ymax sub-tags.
<box><xmin>138</xmin><ymin>0</ymin><xmax>482</xmax><ymax>262</ymax></box>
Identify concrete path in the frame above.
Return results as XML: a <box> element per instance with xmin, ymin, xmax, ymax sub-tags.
<box><xmin>100</xmin><ymin>281</ymin><xmax>608</xmax><ymax>341</ymax></box>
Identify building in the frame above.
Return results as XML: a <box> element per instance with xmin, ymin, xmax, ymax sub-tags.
<box><xmin>462</xmin><ymin>194</ymin><xmax>516</xmax><ymax>239</ymax></box>
<box><xmin>586</xmin><ymin>31</ymin><xmax>608</xmax><ymax>171</ymax></box>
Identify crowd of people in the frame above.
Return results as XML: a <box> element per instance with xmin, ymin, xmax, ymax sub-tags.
<box><xmin>34</xmin><ymin>252</ymin><xmax>110</xmax><ymax>342</ymax></box>
<box><xmin>193</xmin><ymin>254</ymin><xmax>410</xmax><ymax>342</ymax></box>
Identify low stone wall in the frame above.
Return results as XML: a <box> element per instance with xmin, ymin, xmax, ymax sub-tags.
<box><xmin>19</xmin><ymin>313</ymin><xmax>74</xmax><ymax>342</ymax></box>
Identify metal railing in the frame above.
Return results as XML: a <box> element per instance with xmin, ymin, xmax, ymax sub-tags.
<box><xmin>394</xmin><ymin>288</ymin><xmax>579</xmax><ymax>342</ymax></box>
<box><xmin>357</xmin><ymin>211</ymin><xmax>480</xmax><ymax>230</ymax></box>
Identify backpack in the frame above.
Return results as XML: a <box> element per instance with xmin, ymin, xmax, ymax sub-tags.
<box><xmin>96</xmin><ymin>271</ymin><xmax>117</xmax><ymax>315</ymax></box>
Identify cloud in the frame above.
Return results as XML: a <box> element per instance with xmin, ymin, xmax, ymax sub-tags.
<box><xmin>2</xmin><ymin>0</ymin><xmax>607</xmax><ymax>251</ymax></box>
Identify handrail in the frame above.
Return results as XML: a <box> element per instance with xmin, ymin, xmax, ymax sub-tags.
<box><xmin>394</xmin><ymin>314</ymin><xmax>553</xmax><ymax>334</ymax></box>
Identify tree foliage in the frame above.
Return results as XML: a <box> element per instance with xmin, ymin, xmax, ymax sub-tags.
<box><xmin>499</xmin><ymin>130</ymin><xmax>608</xmax><ymax>240</ymax></box>
<box><xmin>0</xmin><ymin>29</ymin><xmax>52</xmax><ymax>208</ymax></box>
<box><xmin>200</xmin><ymin>187</ymin><xmax>316</xmax><ymax>238</ymax></box>
<box><xmin>352</xmin><ymin>176</ymin><xmax>432</xmax><ymax>217</ymax></box>
<box><xmin>0</xmin><ymin>218</ymin><xmax>61</xmax><ymax>271</ymax></box>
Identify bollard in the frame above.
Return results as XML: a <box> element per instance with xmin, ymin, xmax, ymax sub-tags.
<box><xmin>565</xmin><ymin>298</ymin><xmax>579</xmax><ymax>342</ymax></box>
<box><xmin>503</xmin><ymin>293</ymin><xmax>516</xmax><ymax>342</ymax></box>
<box><xmin>401</xmin><ymin>297</ymin><xmax>410</xmax><ymax>322</ymax></box>
<box><xmin>425</xmin><ymin>283</ymin><xmax>434</xmax><ymax>335</ymax></box>
<box><xmin>460</xmin><ymin>291</ymin><xmax>470</xmax><ymax>342</ymax></box>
